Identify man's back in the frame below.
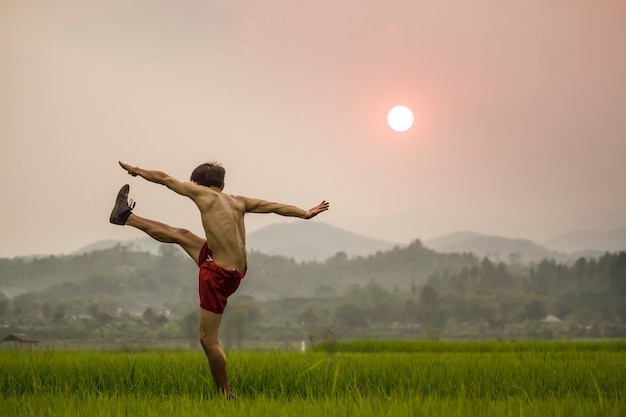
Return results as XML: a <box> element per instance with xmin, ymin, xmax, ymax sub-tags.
<box><xmin>194</xmin><ymin>187</ymin><xmax>248</xmax><ymax>271</ymax></box>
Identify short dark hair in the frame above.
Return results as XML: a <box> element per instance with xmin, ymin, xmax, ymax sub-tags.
<box><xmin>190</xmin><ymin>162</ymin><xmax>225</xmax><ymax>188</ymax></box>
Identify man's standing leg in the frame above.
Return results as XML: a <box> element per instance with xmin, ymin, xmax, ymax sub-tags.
<box><xmin>199</xmin><ymin>308</ymin><xmax>232</xmax><ymax>396</ymax></box>
<box><xmin>124</xmin><ymin>212</ymin><xmax>232</xmax><ymax>394</ymax></box>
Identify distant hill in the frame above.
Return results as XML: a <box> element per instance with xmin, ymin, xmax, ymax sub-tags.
<box><xmin>73</xmin><ymin>238</ymin><xmax>162</xmax><ymax>255</ymax></box>
<box><xmin>423</xmin><ymin>231</ymin><xmax>484</xmax><ymax>249</ymax></box>
<box><xmin>541</xmin><ymin>227</ymin><xmax>626</xmax><ymax>253</ymax></box>
<box><xmin>73</xmin><ymin>222</ymin><xmax>398</xmax><ymax>261</ymax></box>
<box><xmin>424</xmin><ymin>231</ymin><xmax>572</xmax><ymax>264</ymax></box>
<box><xmin>246</xmin><ymin>221</ymin><xmax>398</xmax><ymax>261</ymax></box>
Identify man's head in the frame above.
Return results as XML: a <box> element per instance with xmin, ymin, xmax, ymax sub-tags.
<box><xmin>190</xmin><ymin>162</ymin><xmax>225</xmax><ymax>188</ymax></box>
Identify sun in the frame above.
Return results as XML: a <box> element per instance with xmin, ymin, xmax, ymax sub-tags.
<box><xmin>387</xmin><ymin>105</ymin><xmax>414</xmax><ymax>132</ymax></box>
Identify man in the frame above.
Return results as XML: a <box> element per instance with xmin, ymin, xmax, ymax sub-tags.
<box><xmin>109</xmin><ymin>161</ymin><xmax>329</xmax><ymax>397</ymax></box>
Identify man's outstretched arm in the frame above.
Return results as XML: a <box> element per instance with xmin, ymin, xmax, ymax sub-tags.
<box><xmin>119</xmin><ymin>161</ymin><xmax>197</xmax><ymax>198</ymax></box>
<box><xmin>244</xmin><ymin>198</ymin><xmax>330</xmax><ymax>219</ymax></box>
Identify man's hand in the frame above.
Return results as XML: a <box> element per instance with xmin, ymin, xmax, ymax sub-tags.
<box><xmin>119</xmin><ymin>161</ymin><xmax>138</xmax><ymax>177</ymax></box>
<box><xmin>304</xmin><ymin>200</ymin><xmax>330</xmax><ymax>219</ymax></box>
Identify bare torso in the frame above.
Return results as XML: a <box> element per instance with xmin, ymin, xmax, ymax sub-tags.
<box><xmin>118</xmin><ymin>161</ymin><xmax>328</xmax><ymax>273</ymax></box>
<box><xmin>194</xmin><ymin>187</ymin><xmax>248</xmax><ymax>271</ymax></box>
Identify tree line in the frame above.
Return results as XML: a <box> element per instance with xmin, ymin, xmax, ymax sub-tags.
<box><xmin>0</xmin><ymin>242</ymin><xmax>625</xmax><ymax>343</ymax></box>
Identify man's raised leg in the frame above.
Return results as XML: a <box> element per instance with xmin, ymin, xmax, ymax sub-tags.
<box><xmin>199</xmin><ymin>308</ymin><xmax>233</xmax><ymax>396</ymax></box>
<box><xmin>109</xmin><ymin>184</ymin><xmax>205</xmax><ymax>263</ymax></box>
<box><xmin>126</xmin><ymin>214</ymin><xmax>205</xmax><ymax>263</ymax></box>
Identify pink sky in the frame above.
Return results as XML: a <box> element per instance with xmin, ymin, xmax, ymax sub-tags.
<box><xmin>1</xmin><ymin>0</ymin><xmax>625</xmax><ymax>257</ymax></box>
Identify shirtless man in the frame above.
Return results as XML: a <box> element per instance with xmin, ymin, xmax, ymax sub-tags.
<box><xmin>109</xmin><ymin>161</ymin><xmax>329</xmax><ymax>397</ymax></box>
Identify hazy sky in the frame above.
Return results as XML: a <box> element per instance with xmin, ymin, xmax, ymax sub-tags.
<box><xmin>1</xmin><ymin>0</ymin><xmax>625</xmax><ymax>258</ymax></box>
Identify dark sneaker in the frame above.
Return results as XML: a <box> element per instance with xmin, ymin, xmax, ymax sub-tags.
<box><xmin>109</xmin><ymin>184</ymin><xmax>135</xmax><ymax>225</ymax></box>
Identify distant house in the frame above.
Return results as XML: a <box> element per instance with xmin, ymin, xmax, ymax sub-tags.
<box><xmin>540</xmin><ymin>315</ymin><xmax>562</xmax><ymax>324</ymax></box>
<box><xmin>2</xmin><ymin>333</ymin><xmax>39</xmax><ymax>344</ymax></box>
<box><xmin>71</xmin><ymin>314</ymin><xmax>93</xmax><ymax>321</ymax></box>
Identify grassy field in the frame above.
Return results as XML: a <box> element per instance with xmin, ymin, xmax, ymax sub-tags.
<box><xmin>1</xmin><ymin>340</ymin><xmax>625</xmax><ymax>416</ymax></box>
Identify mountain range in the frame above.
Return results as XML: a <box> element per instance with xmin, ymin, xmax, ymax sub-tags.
<box><xmin>72</xmin><ymin>222</ymin><xmax>626</xmax><ymax>264</ymax></box>
<box><xmin>424</xmin><ymin>232</ymin><xmax>594</xmax><ymax>264</ymax></box>
<box><xmin>540</xmin><ymin>227</ymin><xmax>626</xmax><ymax>253</ymax></box>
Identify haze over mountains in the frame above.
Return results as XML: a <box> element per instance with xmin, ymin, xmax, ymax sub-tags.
<box><xmin>245</xmin><ymin>222</ymin><xmax>397</xmax><ymax>261</ymax></box>
<box><xmin>72</xmin><ymin>222</ymin><xmax>626</xmax><ymax>264</ymax></box>
<box><xmin>541</xmin><ymin>228</ymin><xmax>626</xmax><ymax>253</ymax></box>
<box><xmin>328</xmin><ymin>209</ymin><xmax>626</xmax><ymax>246</ymax></box>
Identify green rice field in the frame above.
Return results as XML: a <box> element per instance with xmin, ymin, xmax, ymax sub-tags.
<box><xmin>1</xmin><ymin>340</ymin><xmax>625</xmax><ymax>416</ymax></box>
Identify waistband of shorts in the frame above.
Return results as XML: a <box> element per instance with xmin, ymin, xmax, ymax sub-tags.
<box><xmin>204</xmin><ymin>259</ymin><xmax>247</xmax><ymax>279</ymax></box>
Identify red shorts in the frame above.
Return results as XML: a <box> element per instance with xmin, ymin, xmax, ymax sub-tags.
<box><xmin>197</xmin><ymin>242</ymin><xmax>247</xmax><ymax>314</ymax></box>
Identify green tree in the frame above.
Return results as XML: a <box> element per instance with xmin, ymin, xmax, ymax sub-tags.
<box><xmin>181</xmin><ymin>310</ymin><xmax>198</xmax><ymax>348</ymax></box>
<box><xmin>0</xmin><ymin>291</ymin><xmax>9</xmax><ymax>319</ymax></box>
<box><xmin>521</xmin><ymin>299</ymin><xmax>547</xmax><ymax>321</ymax></box>
<box><xmin>221</xmin><ymin>309</ymin><xmax>248</xmax><ymax>348</ymax></box>
<box><xmin>608</xmin><ymin>252</ymin><xmax>626</xmax><ymax>294</ymax></box>
<box><xmin>418</xmin><ymin>285</ymin><xmax>440</xmax><ymax>325</ymax></box>
<box><xmin>334</xmin><ymin>303</ymin><xmax>367</xmax><ymax>328</ymax></box>
<box><xmin>142</xmin><ymin>308</ymin><xmax>157</xmax><ymax>327</ymax></box>
<box><xmin>53</xmin><ymin>303</ymin><xmax>68</xmax><ymax>324</ymax></box>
